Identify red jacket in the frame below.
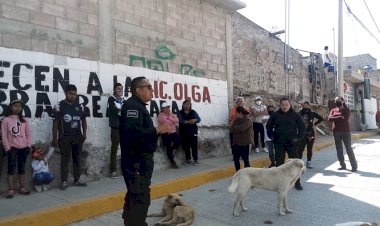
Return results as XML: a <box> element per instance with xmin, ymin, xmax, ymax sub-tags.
<box><xmin>376</xmin><ymin>111</ymin><xmax>380</xmax><ymax>124</ymax></box>
<box><xmin>328</xmin><ymin>106</ymin><xmax>350</xmax><ymax>132</ymax></box>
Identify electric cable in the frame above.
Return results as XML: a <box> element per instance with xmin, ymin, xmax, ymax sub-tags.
<box><xmin>363</xmin><ymin>0</ymin><xmax>380</xmax><ymax>35</ymax></box>
<box><xmin>343</xmin><ymin>0</ymin><xmax>380</xmax><ymax>44</ymax></box>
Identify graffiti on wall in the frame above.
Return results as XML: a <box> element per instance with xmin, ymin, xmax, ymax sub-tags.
<box><xmin>0</xmin><ymin>60</ymin><xmax>212</xmax><ymax>119</ymax></box>
<box><xmin>129</xmin><ymin>45</ymin><xmax>206</xmax><ymax>77</ymax></box>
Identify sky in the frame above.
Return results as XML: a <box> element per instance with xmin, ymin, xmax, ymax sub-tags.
<box><xmin>238</xmin><ymin>0</ymin><xmax>380</xmax><ymax>68</ymax></box>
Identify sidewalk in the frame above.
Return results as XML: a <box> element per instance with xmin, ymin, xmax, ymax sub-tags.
<box><xmin>0</xmin><ymin>131</ymin><xmax>377</xmax><ymax>226</ymax></box>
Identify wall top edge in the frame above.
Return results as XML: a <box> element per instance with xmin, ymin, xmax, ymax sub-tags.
<box><xmin>206</xmin><ymin>0</ymin><xmax>246</xmax><ymax>11</ymax></box>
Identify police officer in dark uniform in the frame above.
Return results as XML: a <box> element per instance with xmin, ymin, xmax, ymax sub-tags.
<box><xmin>119</xmin><ymin>76</ymin><xmax>171</xmax><ymax>226</ymax></box>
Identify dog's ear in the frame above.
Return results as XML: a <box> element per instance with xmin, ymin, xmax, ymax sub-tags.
<box><xmin>295</xmin><ymin>160</ymin><xmax>304</xmax><ymax>168</ymax></box>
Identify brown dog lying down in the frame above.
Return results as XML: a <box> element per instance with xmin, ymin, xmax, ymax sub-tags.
<box><xmin>147</xmin><ymin>193</ymin><xmax>195</xmax><ymax>226</ymax></box>
<box><xmin>228</xmin><ymin>158</ymin><xmax>305</xmax><ymax>216</ymax></box>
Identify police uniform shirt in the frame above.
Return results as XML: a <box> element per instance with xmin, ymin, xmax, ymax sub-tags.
<box><xmin>119</xmin><ymin>95</ymin><xmax>158</xmax><ymax>154</ymax></box>
<box><xmin>52</xmin><ymin>100</ymin><xmax>86</xmax><ymax>137</ymax></box>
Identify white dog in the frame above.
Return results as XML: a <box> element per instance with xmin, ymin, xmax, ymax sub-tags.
<box><xmin>228</xmin><ymin>158</ymin><xmax>305</xmax><ymax>216</ymax></box>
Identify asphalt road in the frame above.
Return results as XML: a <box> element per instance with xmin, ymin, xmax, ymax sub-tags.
<box><xmin>68</xmin><ymin>136</ymin><xmax>380</xmax><ymax>226</ymax></box>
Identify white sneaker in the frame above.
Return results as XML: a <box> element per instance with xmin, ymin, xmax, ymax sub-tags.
<box><xmin>255</xmin><ymin>148</ymin><xmax>260</xmax><ymax>153</ymax></box>
<box><xmin>35</xmin><ymin>185</ymin><xmax>42</xmax><ymax>192</ymax></box>
<box><xmin>262</xmin><ymin>148</ymin><xmax>269</xmax><ymax>153</ymax></box>
<box><xmin>42</xmin><ymin>184</ymin><xmax>49</xmax><ymax>191</ymax></box>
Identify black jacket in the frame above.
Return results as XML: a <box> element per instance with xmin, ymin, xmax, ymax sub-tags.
<box><xmin>177</xmin><ymin>109</ymin><xmax>201</xmax><ymax>136</ymax></box>
<box><xmin>119</xmin><ymin>95</ymin><xmax>158</xmax><ymax>159</ymax></box>
<box><xmin>299</xmin><ymin>108</ymin><xmax>323</xmax><ymax>137</ymax></box>
<box><xmin>106</xmin><ymin>95</ymin><xmax>124</xmax><ymax>129</ymax></box>
<box><xmin>266</xmin><ymin>109</ymin><xmax>305</xmax><ymax>144</ymax></box>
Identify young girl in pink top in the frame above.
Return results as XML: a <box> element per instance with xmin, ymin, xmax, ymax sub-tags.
<box><xmin>157</xmin><ymin>101</ymin><xmax>181</xmax><ymax>169</ymax></box>
<box><xmin>1</xmin><ymin>100</ymin><xmax>31</xmax><ymax>198</ymax></box>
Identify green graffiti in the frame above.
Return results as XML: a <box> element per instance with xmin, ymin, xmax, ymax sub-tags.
<box><xmin>180</xmin><ymin>64</ymin><xmax>193</xmax><ymax>75</ymax></box>
<box><xmin>129</xmin><ymin>55</ymin><xmax>146</xmax><ymax>67</ymax></box>
<box><xmin>128</xmin><ymin>45</ymin><xmax>206</xmax><ymax>77</ymax></box>
<box><xmin>155</xmin><ymin>45</ymin><xmax>176</xmax><ymax>60</ymax></box>
<box><xmin>190</xmin><ymin>68</ymin><xmax>206</xmax><ymax>77</ymax></box>
<box><xmin>147</xmin><ymin>59</ymin><xmax>165</xmax><ymax>71</ymax></box>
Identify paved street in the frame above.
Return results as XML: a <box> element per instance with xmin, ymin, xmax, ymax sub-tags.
<box><xmin>68</xmin><ymin>135</ymin><xmax>380</xmax><ymax>226</ymax></box>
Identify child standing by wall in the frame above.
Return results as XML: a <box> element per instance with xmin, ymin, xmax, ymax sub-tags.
<box><xmin>31</xmin><ymin>146</ymin><xmax>55</xmax><ymax>192</ymax></box>
<box><xmin>1</xmin><ymin>100</ymin><xmax>32</xmax><ymax>198</ymax></box>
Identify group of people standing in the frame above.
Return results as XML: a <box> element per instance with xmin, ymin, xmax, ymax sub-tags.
<box><xmin>0</xmin><ymin>75</ymin><xmax>359</xmax><ymax>226</ymax></box>
<box><xmin>108</xmin><ymin>84</ymin><xmax>201</xmax><ymax>172</ymax></box>
<box><xmin>0</xmin><ymin>84</ymin><xmax>88</xmax><ymax>199</ymax></box>
<box><xmin>229</xmin><ymin>95</ymin><xmax>357</xmax><ymax>190</ymax></box>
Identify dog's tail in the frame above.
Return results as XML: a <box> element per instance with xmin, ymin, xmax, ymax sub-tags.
<box><xmin>227</xmin><ymin>171</ymin><xmax>240</xmax><ymax>193</ymax></box>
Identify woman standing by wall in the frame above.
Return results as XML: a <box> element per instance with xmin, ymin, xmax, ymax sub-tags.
<box><xmin>328</xmin><ymin>96</ymin><xmax>357</xmax><ymax>172</ymax></box>
<box><xmin>230</xmin><ymin>106</ymin><xmax>253</xmax><ymax>172</ymax></box>
<box><xmin>178</xmin><ymin>99</ymin><xmax>201</xmax><ymax>166</ymax></box>
<box><xmin>158</xmin><ymin>102</ymin><xmax>181</xmax><ymax>169</ymax></box>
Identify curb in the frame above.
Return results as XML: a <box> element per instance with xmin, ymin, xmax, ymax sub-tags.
<box><xmin>0</xmin><ymin>131</ymin><xmax>377</xmax><ymax>226</ymax></box>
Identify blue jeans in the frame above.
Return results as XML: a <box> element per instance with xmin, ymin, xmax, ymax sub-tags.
<box><xmin>34</xmin><ymin>172</ymin><xmax>55</xmax><ymax>185</ymax></box>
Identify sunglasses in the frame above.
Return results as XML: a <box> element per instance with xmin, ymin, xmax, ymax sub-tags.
<box><xmin>138</xmin><ymin>85</ymin><xmax>153</xmax><ymax>90</ymax></box>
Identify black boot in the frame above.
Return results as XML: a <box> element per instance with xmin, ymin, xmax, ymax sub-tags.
<box><xmin>295</xmin><ymin>179</ymin><xmax>303</xmax><ymax>191</ymax></box>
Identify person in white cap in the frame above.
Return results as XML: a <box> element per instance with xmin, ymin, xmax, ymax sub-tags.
<box><xmin>250</xmin><ymin>96</ymin><xmax>268</xmax><ymax>153</ymax></box>
<box><xmin>158</xmin><ymin>101</ymin><xmax>181</xmax><ymax>169</ymax></box>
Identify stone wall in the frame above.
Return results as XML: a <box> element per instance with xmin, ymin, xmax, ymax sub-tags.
<box><xmin>231</xmin><ymin>12</ymin><xmax>309</xmax><ymax>106</ymax></box>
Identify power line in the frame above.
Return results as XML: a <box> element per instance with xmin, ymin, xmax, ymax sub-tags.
<box><xmin>343</xmin><ymin>0</ymin><xmax>380</xmax><ymax>44</ymax></box>
<box><xmin>363</xmin><ymin>0</ymin><xmax>380</xmax><ymax>35</ymax></box>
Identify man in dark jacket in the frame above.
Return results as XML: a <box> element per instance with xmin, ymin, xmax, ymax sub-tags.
<box><xmin>297</xmin><ymin>101</ymin><xmax>323</xmax><ymax>169</ymax></box>
<box><xmin>119</xmin><ymin>77</ymin><xmax>170</xmax><ymax>226</ymax></box>
<box><xmin>107</xmin><ymin>83</ymin><xmax>124</xmax><ymax>178</ymax></box>
<box><xmin>266</xmin><ymin>97</ymin><xmax>305</xmax><ymax>190</ymax></box>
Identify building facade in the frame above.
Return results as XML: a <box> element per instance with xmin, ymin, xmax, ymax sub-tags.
<box><xmin>0</xmin><ymin>0</ymin><xmax>322</xmax><ymax>188</ymax></box>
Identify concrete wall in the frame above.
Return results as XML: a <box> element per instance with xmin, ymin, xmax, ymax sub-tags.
<box><xmin>112</xmin><ymin>0</ymin><xmax>228</xmax><ymax>80</ymax></box>
<box><xmin>0</xmin><ymin>47</ymin><xmax>229</xmax><ymax>190</ymax></box>
<box><xmin>343</xmin><ymin>54</ymin><xmax>377</xmax><ymax>71</ymax></box>
<box><xmin>231</xmin><ymin>12</ymin><xmax>309</xmax><ymax>106</ymax></box>
<box><xmin>0</xmin><ymin>0</ymin><xmax>236</xmax><ymax>191</ymax></box>
<box><xmin>0</xmin><ymin>0</ymin><xmax>99</xmax><ymax>60</ymax></box>
<box><xmin>0</xmin><ymin>0</ymin><xmax>228</xmax><ymax>79</ymax></box>
<box><xmin>0</xmin><ymin>0</ymin><xmax>322</xmax><ymax>190</ymax></box>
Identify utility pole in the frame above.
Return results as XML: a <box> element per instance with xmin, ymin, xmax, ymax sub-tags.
<box><xmin>337</xmin><ymin>0</ymin><xmax>344</xmax><ymax>96</ymax></box>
